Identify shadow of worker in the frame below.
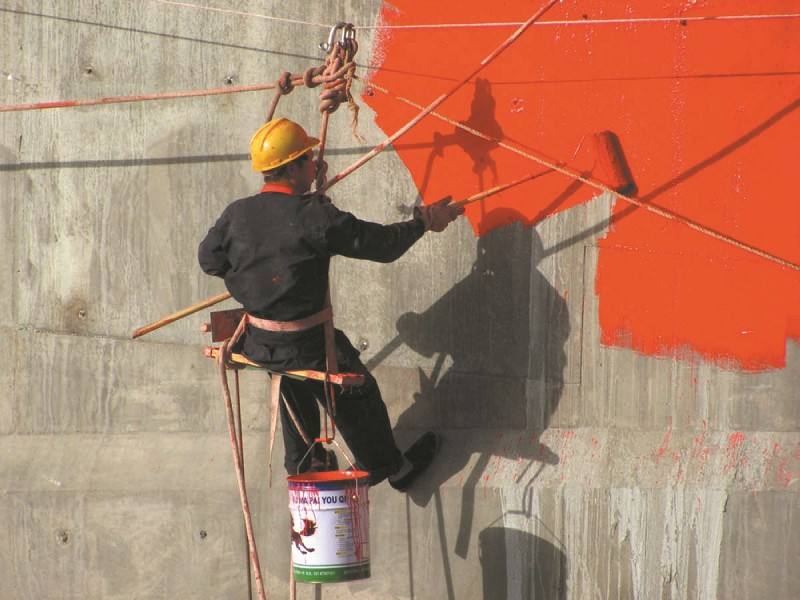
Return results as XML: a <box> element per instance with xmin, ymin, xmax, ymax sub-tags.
<box><xmin>392</xmin><ymin>207</ymin><xmax>569</xmax><ymax>521</ymax></box>
<box><xmin>480</xmin><ymin>527</ymin><xmax>567</xmax><ymax>600</ymax></box>
<box><xmin>417</xmin><ymin>77</ymin><xmax>504</xmax><ymax>199</ymax></box>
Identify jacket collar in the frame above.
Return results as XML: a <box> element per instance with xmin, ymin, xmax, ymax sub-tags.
<box><xmin>261</xmin><ymin>183</ymin><xmax>295</xmax><ymax>194</ymax></box>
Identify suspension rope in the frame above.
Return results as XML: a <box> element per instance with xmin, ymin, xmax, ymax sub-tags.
<box><xmin>151</xmin><ymin>0</ymin><xmax>330</xmax><ymax>28</ymax></box>
<box><xmin>217</xmin><ymin>335</ymin><xmax>268</xmax><ymax>600</ymax></box>
<box><xmin>149</xmin><ymin>0</ymin><xmax>800</xmax><ymax>30</ymax></box>
<box><xmin>0</xmin><ymin>80</ymin><xmax>303</xmax><ymax>113</ymax></box>
<box><xmin>361</xmin><ymin>13</ymin><xmax>800</xmax><ymax>30</ymax></box>
<box><xmin>355</xmin><ymin>76</ymin><xmax>800</xmax><ymax>272</ymax></box>
<box><xmin>0</xmin><ymin>59</ymin><xmax>355</xmax><ymax>115</ymax></box>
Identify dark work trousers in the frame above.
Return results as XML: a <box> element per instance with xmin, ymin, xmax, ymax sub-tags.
<box><xmin>272</xmin><ymin>334</ymin><xmax>404</xmax><ymax>486</ymax></box>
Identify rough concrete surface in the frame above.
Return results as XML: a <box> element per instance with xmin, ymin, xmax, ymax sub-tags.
<box><xmin>1</xmin><ymin>2</ymin><xmax>798</xmax><ymax>599</ymax></box>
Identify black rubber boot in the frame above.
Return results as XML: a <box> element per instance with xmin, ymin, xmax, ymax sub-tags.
<box><xmin>389</xmin><ymin>432</ymin><xmax>440</xmax><ymax>492</ymax></box>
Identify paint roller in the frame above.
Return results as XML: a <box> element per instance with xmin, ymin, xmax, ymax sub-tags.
<box><xmin>454</xmin><ymin>131</ymin><xmax>637</xmax><ymax>208</ymax></box>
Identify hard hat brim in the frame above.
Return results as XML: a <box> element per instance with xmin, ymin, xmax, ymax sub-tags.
<box><xmin>252</xmin><ymin>136</ymin><xmax>320</xmax><ymax>173</ymax></box>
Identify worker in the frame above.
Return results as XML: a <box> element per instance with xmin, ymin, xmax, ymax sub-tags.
<box><xmin>198</xmin><ymin>118</ymin><xmax>463</xmax><ymax>489</ymax></box>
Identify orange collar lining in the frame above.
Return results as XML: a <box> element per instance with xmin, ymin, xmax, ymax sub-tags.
<box><xmin>261</xmin><ymin>183</ymin><xmax>294</xmax><ymax>194</ymax></box>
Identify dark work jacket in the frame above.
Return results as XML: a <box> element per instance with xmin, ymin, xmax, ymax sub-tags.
<box><xmin>198</xmin><ymin>189</ymin><xmax>425</xmax><ymax>370</ymax></box>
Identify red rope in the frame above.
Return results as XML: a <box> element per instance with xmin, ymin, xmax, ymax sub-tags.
<box><xmin>217</xmin><ymin>337</ymin><xmax>268</xmax><ymax>600</ymax></box>
<box><xmin>0</xmin><ymin>80</ymin><xmax>303</xmax><ymax>113</ymax></box>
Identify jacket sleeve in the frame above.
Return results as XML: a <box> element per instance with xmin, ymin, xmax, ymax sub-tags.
<box><xmin>309</xmin><ymin>198</ymin><xmax>426</xmax><ymax>263</ymax></box>
<box><xmin>198</xmin><ymin>214</ymin><xmax>231</xmax><ymax>277</ymax></box>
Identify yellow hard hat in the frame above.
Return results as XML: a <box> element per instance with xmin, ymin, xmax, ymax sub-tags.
<box><xmin>249</xmin><ymin>118</ymin><xmax>320</xmax><ymax>172</ymax></box>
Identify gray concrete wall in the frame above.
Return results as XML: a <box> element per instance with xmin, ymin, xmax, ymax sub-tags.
<box><xmin>1</xmin><ymin>2</ymin><xmax>798</xmax><ymax>599</ymax></box>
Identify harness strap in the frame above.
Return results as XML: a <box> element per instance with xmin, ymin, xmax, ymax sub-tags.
<box><xmin>322</xmin><ymin>291</ymin><xmax>338</xmax><ymax>431</ymax></box>
<box><xmin>268</xmin><ymin>373</ymin><xmax>281</xmax><ymax>486</ymax></box>
<box><xmin>267</xmin><ymin>373</ymin><xmax>316</xmax><ymax>485</ymax></box>
<box><xmin>247</xmin><ymin>306</ymin><xmax>332</xmax><ymax>332</ymax></box>
<box><xmin>235</xmin><ymin>305</ymin><xmax>338</xmax><ymax>477</ymax></box>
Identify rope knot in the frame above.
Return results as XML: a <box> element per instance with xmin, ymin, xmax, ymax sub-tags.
<box><xmin>304</xmin><ymin>65</ymin><xmax>325</xmax><ymax>89</ymax></box>
<box><xmin>317</xmin><ymin>45</ymin><xmax>364</xmax><ymax>141</ymax></box>
<box><xmin>277</xmin><ymin>71</ymin><xmax>294</xmax><ymax>95</ymax></box>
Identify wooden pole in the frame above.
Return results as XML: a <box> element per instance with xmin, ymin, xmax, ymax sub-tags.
<box><xmin>454</xmin><ymin>168</ymin><xmax>554</xmax><ymax>208</ymax></box>
<box><xmin>131</xmin><ymin>291</ymin><xmax>231</xmax><ymax>339</ymax></box>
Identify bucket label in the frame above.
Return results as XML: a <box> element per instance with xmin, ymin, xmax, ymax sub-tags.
<box><xmin>289</xmin><ymin>484</ymin><xmax>370</xmax><ymax>583</ymax></box>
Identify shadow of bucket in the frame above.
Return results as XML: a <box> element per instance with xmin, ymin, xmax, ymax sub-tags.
<box><xmin>287</xmin><ymin>470</ymin><xmax>371</xmax><ymax>584</ymax></box>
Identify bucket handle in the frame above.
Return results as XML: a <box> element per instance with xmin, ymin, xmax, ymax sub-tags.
<box><xmin>296</xmin><ymin>438</ymin><xmax>359</xmax><ymax>476</ymax></box>
<box><xmin>295</xmin><ymin>438</ymin><xmax>365</xmax><ymax>502</ymax></box>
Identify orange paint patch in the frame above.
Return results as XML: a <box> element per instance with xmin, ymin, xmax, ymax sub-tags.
<box><xmin>364</xmin><ymin>1</ymin><xmax>800</xmax><ymax>371</ymax></box>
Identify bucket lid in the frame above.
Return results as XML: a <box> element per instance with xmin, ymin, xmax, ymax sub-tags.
<box><xmin>287</xmin><ymin>469</ymin><xmax>370</xmax><ymax>484</ymax></box>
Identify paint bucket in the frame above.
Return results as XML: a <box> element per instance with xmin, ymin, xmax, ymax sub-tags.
<box><xmin>287</xmin><ymin>470</ymin><xmax>370</xmax><ymax>583</ymax></box>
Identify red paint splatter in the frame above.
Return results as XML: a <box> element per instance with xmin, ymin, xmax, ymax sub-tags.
<box><xmin>591</xmin><ymin>436</ymin><xmax>600</xmax><ymax>459</ymax></box>
<box><xmin>364</xmin><ymin>0</ymin><xmax>800</xmax><ymax>371</ymax></box>
<box><xmin>766</xmin><ymin>442</ymin><xmax>800</xmax><ymax>488</ymax></box>
<box><xmin>724</xmin><ymin>431</ymin><xmax>746</xmax><ymax>473</ymax></box>
<box><xmin>691</xmin><ymin>419</ymin><xmax>708</xmax><ymax>458</ymax></box>
<box><xmin>775</xmin><ymin>458</ymin><xmax>799</xmax><ymax>488</ymax></box>
<box><xmin>729</xmin><ymin>432</ymin><xmax>745</xmax><ymax>445</ymax></box>
<box><xmin>761</xmin><ymin>442</ymin><xmax>782</xmax><ymax>485</ymax></box>
<box><xmin>654</xmin><ymin>418</ymin><xmax>673</xmax><ymax>463</ymax></box>
<box><xmin>674</xmin><ymin>451</ymin><xmax>685</xmax><ymax>482</ymax></box>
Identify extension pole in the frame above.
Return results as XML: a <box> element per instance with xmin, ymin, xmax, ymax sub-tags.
<box><xmin>454</xmin><ymin>168</ymin><xmax>554</xmax><ymax>208</ymax></box>
<box><xmin>317</xmin><ymin>0</ymin><xmax>560</xmax><ymax>195</ymax></box>
<box><xmin>131</xmin><ymin>291</ymin><xmax>231</xmax><ymax>338</ymax></box>
<box><xmin>131</xmin><ymin>166</ymin><xmax>553</xmax><ymax>341</ymax></box>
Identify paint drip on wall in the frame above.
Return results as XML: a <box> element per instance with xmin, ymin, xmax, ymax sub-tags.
<box><xmin>362</xmin><ymin>0</ymin><xmax>800</xmax><ymax>371</ymax></box>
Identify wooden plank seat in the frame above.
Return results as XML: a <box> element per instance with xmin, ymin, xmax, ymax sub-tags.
<box><xmin>203</xmin><ymin>345</ymin><xmax>364</xmax><ymax>385</ymax></box>
<box><xmin>202</xmin><ymin>307</ymin><xmax>365</xmax><ymax>387</ymax></box>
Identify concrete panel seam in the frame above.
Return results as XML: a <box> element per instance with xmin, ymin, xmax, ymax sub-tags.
<box><xmin>14</xmin><ymin>324</ymin><xmax>201</xmax><ymax>349</ymax></box>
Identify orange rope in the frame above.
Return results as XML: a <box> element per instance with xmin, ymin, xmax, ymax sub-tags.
<box><xmin>0</xmin><ymin>80</ymin><xmax>305</xmax><ymax>113</ymax></box>
<box><xmin>217</xmin><ymin>334</ymin><xmax>268</xmax><ymax>600</ymax></box>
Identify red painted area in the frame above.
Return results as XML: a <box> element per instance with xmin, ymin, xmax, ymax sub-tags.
<box><xmin>364</xmin><ymin>1</ymin><xmax>800</xmax><ymax>370</ymax></box>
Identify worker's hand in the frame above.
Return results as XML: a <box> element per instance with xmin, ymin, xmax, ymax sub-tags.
<box><xmin>417</xmin><ymin>196</ymin><xmax>464</xmax><ymax>232</ymax></box>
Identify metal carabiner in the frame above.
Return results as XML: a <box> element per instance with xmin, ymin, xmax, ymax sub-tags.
<box><xmin>320</xmin><ymin>22</ymin><xmax>347</xmax><ymax>54</ymax></box>
<box><xmin>340</xmin><ymin>23</ymin><xmax>356</xmax><ymax>47</ymax></box>
<box><xmin>338</xmin><ymin>24</ymin><xmax>357</xmax><ymax>58</ymax></box>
